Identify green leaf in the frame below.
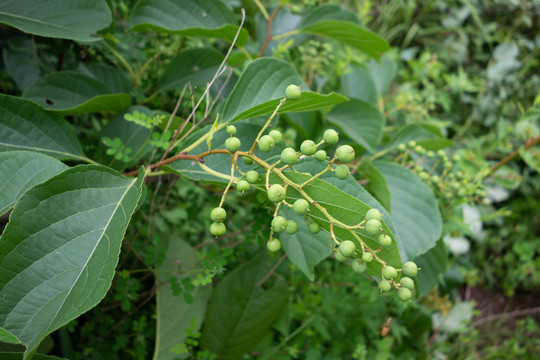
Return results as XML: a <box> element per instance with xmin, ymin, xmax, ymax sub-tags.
<box><xmin>357</xmin><ymin>157</ymin><xmax>391</xmax><ymax>211</ymax></box>
<box><xmin>0</xmin><ymin>165</ymin><xmax>144</xmax><ymax>358</ymax></box>
<box><xmin>158</xmin><ymin>48</ymin><xmax>223</xmax><ymax>93</ymax></box>
<box><xmin>414</xmin><ymin>238</ymin><xmax>447</xmax><ymax>298</ymax></box>
<box><xmin>388</xmin><ymin>124</ymin><xmax>453</xmax><ymax>150</ymax></box>
<box><xmin>22</xmin><ymin>71</ymin><xmax>131</xmax><ymax>115</ymax></box>
<box><xmin>200</xmin><ymin>253</ymin><xmax>288</xmax><ymax>360</ymax></box>
<box><xmin>326</xmin><ymin>99</ymin><xmax>384</xmax><ymax>153</ymax></box>
<box><xmin>0</xmin><ymin>0</ymin><xmax>112</xmax><ymax>42</ymax></box>
<box><xmin>0</xmin><ymin>151</ymin><xmax>68</xmax><ymax>216</ymax></box>
<box><xmin>154</xmin><ymin>238</ymin><xmax>212</xmax><ymax>360</ymax></box>
<box><xmin>300</xmin><ymin>5</ymin><xmax>360</xmax><ymax>26</ymax></box>
<box><xmin>375</xmin><ymin>161</ymin><xmax>442</xmax><ymax>260</ymax></box>
<box><xmin>0</xmin><ymin>94</ymin><xmax>86</xmax><ymax>161</ymax></box>
<box><xmin>519</xmin><ymin>146</ymin><xmax>540</xmax><ymax>173</ymax></box>
<box><xmin>366</xmin><ymin>53</ymin><xmax>398</xmax><ymax>97</ymax></box>
<box><xmin>340</xmin><ymin>65</ymin><xmax>378</xmax><ymax>105</ymax></box>
<box><xmin>128</xmin><ymin>0</ymin><xmax>247</xmax><ymax>43</ymax></box>
<box><xmin>0</xmin><ymin>328</ymin><xmax>19</xmax><ymax>344</ymax></box>
<box><xmin>278</xmin><ymin>209</ymin><xmax>332</xmax><ymax>281</ymax></box>
<box><xmin>78</xmin><ymin>63</ymin><xmax>133</xmax><ymax>94</ymax></box>
<box><xmin>2</xmin><ymin>37</ymin><xmax>40</xmax><ymax>90</ymax></box>
<box><xmin>0</xmin><ymin>353</ymin><xmax>67</xmax><ymax>360</ymax></box>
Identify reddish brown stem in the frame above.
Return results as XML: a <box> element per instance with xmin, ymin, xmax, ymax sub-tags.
<box><xmin>258</xmin><ymin>6</ymin><xmax>281</xmax><ymax>58</ymax></box>
<box><xmin>489</xmin><ymin>134</ymin><xmax>540</xmax><ymax>174</ymax></box>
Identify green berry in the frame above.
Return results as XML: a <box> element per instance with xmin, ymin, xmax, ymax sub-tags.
<box><xmin>210</xmin><ymin>222</ymin><xmax>226</xmax><ymax>236</ymax></box>
<box><xmin>379</xmin><ymin>280</ymin><xmax>392</xmax><ymax>292</ymax></box>
<box><xmin>258</xmin><ymin>135</ymin><xmax>275</xmax><ymax>152</ymax></box>
<box><xmin>335</xmin><ymin>252</ymin><xmax>347</xmax><ymax>262</ymax></box>
<box><xmin>308</xmin><ymin>222</ymin><xmax>320</xmax><ymax>234</ymax></box>
<box><xmin>378</xmin><ymin>234</ymin><xmax>392</xmax><ymax>247</ymax></box>
<box><xmin>365</xmin><ymin>219</ymin><xmax>382</xmax><ymax>235</ymax></box>
<box><xmin>237</xmin><ymin>180</ymin><xmax>249</xmax><ymax>193</ymax></box>
<box><xmin>269</xmin><ymin>130</ymin><xmax>283</xmax><ymax>143</ymax></box>
<box><xmin>402</xmin><ymin>261</ymin><xmax>418</xmax><ymax>277</ymax></box>
<box><xmin>407</xmin><ymin>140</ymin><xmax>417</xmax><ymax>148</ymax></box>
<box><xmin>335</xmin><ymin>164</ymin><xmax>350</xmax><ymax>180</ymax></box>
<box><xmin>210</xmin><ymin>207</ymin><xmax>226</xmax><ymax>222</ymax></box>
<box><xmin>243</xmin><ymin>156</ymin><xmax>254</xmax><ymax>165</ymax></box>
<box><xmin>336</xmin><ymin>145</ymin><xmax>355</xmax><ymax>163</ymax></box>
<box><xmin>300</xmin><ymin>140</ymin><xmax>317</xmax><ymax>155</ymax></box>
<box><xmin>267</xmin><ymin>238</ymin><xmax>281</xmax><ymax>252</ymax></box>
<box><xmin>285</xmin><ymin>84</ymin><xmax>301</xmax><ymax>100</ymax></box>
<box><xmin>272</xmin><ymin>216</ymin><xmax>288</xmax><ymax>233</ymax></box>
<box><xmin>362</xmin><ymin>252</ymin><xmax>373</xmax><ymax>263</ymax></box>
<box><xmin>414</xmin><ymin>145</ymin><xmax>425</xmax><ymax>154</ymax></box>
<box><xmin>286</xmin><ymin>220</ymin><xmax>298</xmax><ymax>234</ymax></box>
<box><xmin>352</xmin><ymin>259</ymin><xmax>367</xmax><ymax>273</ymax></box>
<box><xmin>339</xmin><ymin>240</ymin><xmax>356</xmax><ymax>257</ymax></box>
<box><xmin>245</xmin><ymin>170</ymin><xmax>259</xmax><ymax>184</ymax></box>
<box><xmin>267</xmin><ymin>184</ymin><xmax>286</xmax><ymax>202</ymax></box>
<box><xmin>314</xmin><ymin>150</ymin><xmax>327</xmax><ymax>161</ymax></box>
<box><xmin>284</xmin><ymin>128</ymin><xmax>297</xmax><ymax>141</ymax></box>
<box><xmin>398</xmin><ymin>287</ymin><xmax>412</xmax><ymax>301</ymax></box>
<box><xmin>382</xmin><ymin>265</ymin><xmax>398</xmax><ymax>280</ymax></box>
<box><xmin>452</xmin><ymin>154</ymin><xmax>460</xmax><ymax>162</ymax></box>
<box><xmin>226</xmin><ymin>125</ymin><xmax>236</xmax><ymax>135</ymax></box>
<box><xmin>225</xmin><ymin>137</ymin><xmax>241</xmax><ymax>152</ymax></box>
<box><xmin>281</xmin><ymin>147</ymin><xmax>298</xmax><ymax>165</ymax></box>
<box><xmin>293</xmin><ymin>199</ymin><xmax>309</xmax><ymax>215</ymax></box>
<box><xmin>365</xmin><ymin>208</ymin><xmax>382</xmax><ymax>221</ymax></box>
<box><xmin>437</xmin><ymin>150</ymin><xmax>447</xmax><ymax>159</ymax></box>
<box><xmin>397</xmin><ymin>144</ymin><xmax>406</xmax><ymax>152</ymax></box>
<box><xmin>323</xmin><ymin>129</ymin><xmax>339</xmax><ymax>145</ymax></box>
<box><xmin>399</xmin><ymin>277</ymin><xmax>415</xmax><ymax>290</ymax></box>
<box><xmin>427</xmin><ymin>151</ymin><xmax>435</xmax><ymax>158</ymax></box>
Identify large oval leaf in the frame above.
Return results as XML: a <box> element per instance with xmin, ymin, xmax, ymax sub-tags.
<box><xmin>0</xmin><ymin>95</ymin><xmax>86</xmax><ymax>161</ymax></box>
<box><xmin>0</xmin><ymin>151</ymin><xmax>68</xmax><ymax>216</ymax></box>
<box><xmin>414</xmin><ymin>238</ymin><xmax>447</xmax><ymax>298</ymax></box>
<box><xmin>0</xmin><ymin>165</ymin><xmax>144</xmax><ymax>358</ymax></box>
<box><xmin>0</xmin><ymin>0</ymin><xmax>112</xmax><ymax>42</ymax></box>
<box><xmin>375</xmin><ymin>161</ymin><xmax>442</xmax><ymax>260</ymax></box>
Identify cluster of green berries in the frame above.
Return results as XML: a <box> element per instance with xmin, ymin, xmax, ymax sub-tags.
<box><xmin>209</xmin><ymin>207</ymin><xmax>227</xmax><ymax>236</ymax></box>
<box><xmin>377</xmin><ymin>261</ymin><xmax>418</xmax><ymax>302</ymax></box>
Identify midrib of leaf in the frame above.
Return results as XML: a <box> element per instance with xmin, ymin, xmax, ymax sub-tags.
<box><xmin>0</xmin><ymin>11</ymin><xmax>74</xmax><ymax>31</ymax></box>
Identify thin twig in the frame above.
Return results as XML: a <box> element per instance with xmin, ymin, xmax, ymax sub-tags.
<box><xmin>258</xmin><ymin>253</ymin><xmax>287</xmax><ymax>287</ymax></box>
<box><xmin>471</xmin><ymin>306</ymin><xmax>540</xmax><ymax>328</ymax></box>
<box><xmin>258</xmin><ymin>6</ymin><xmax>281</xmax><ymax>57</ymax></box>
<box><xmin>488</xmin><ymin>134</ymin><xmax>540</xmax><ymax>174</ymax></box>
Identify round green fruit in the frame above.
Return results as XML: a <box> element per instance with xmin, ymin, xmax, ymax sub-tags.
<box><xmin>382</xmin><ymin>265</ymin><xmax>398</xmax><ymax>280</ymax></box>
<box><xmin>314</xmin><ymin>150</ymin><xmax>327</xmax><ymax>161</ymax></box>
<box><xmin>398</xmin><ymin>287</ymin><xmax>412</xmax><ymax>301</ymax></box>
<box><xmin>243</xmin><ymin>156</ymin><xmax>254</xmax><ymax>165</ymax></box>
<box><xmin>281</xmin><ymin>147</ymin><xmax>298</xmax><ymax>165</ymax></box>
<box><xmin>285</xmin><ymin>84</ymin><xmax>301</xmax><ymax>100</ymax></box>
<box><xmin>339</xmin><ymin>240</ymin><xmax>356</xmax><ymax>257</ymax></box>
<box><xmin>362</xmin><ymin>252</ymin><xmax>373</xmax><ymax>263</ymax></box>
<box><xmin>286</xmin><ymin>220</ymin><xmax>298</xmax><ymax>234</ymax></box>
<box><xmin>245</xmin><ymin>170</ymin><xmax>259</xmax><ymax>184</ymax></box>
<box><xmin>271</xmin><ymin>216</ymin><xmax>288</xmax><ymax>233</ymax></box>
<box><xmin>226</xmin><ymin>125</ymin><xmax>236</xmax><ymax>135</ymax></box>
<box><xmin>300</xmin><ymin>140</ymin><xmax>317</xmax><ymax>156</ymax></box>
<box><xmin>269</xmin><ymin>130</ymin><xmax>283</xmax><ymax>143</ymax></box>
<box><xmin>308</xmin><ymin>222</ymin><xmax>320</xmax><ymax>234</ymax></box>
<box><xmin>336</xmin><ymin>145</ymin><xmax>355</xmax><ymax>163</ymax></box>
<box><xmin>258</xmin><ymin>135</ymin><xmax>275</xmax><ymax>152</ymax></box>
<box><xmin>402</xmin><ymin>261</ymin><xmax>418</xmax><ymax>277</ymax></box>
<box><xmin>335</xmin><ymin>252</ymin><xmax>347</xmax><ymax>262</ymax></box>
<box><xmin>267</xmin><ymin>184</ymin><xmax>286</xmax><ymax>202</ymax></box>
<box><xmin>323</xmin><ymin>129</ymin><xmax>339</xmax><ymax>145</ymax></box>
<box><xmin>210</xmin><ymin>207</ymin><xmax>226</xmax><ymax>222</ymax></box>
<box><xmin>352</xmin><ymin>259</ymin><xmax>367</xmax><ymax>273</ymax></box>
<box><xmin>267</xmin><ymin>238</ymin><xmax>282</xmax><ymax>252</ymax></box>
<box><xmin>335</xmin><ymin>164</ymin><xmax>350</xmax><ymax>180</ymax></box>
<box><xmin>378</xmin><ymin>234</ymin><xmax>392</xmax><ymax>247</ymax></box>
<box><xmin>293</xmin><ymin>199</ymin><xmax>309</xmax><ymax>215</ymax></box>
<box><xmin>237</xmin><ymin>180</ymin><xmax>249</xmax><ymax>193</ymax></box>
<box><xmin>365</xmin><ymin>208</ymin><xmax>382</xmax><ymax>221</ymax></box>
<box><xmin>210</xmin><ymin>222</ymin><xmax>226</xmax><ymax>236</ymax></box>
<box><xmin>399</xmin><ymin>277</ymin><xmax>415</xmax><ymax>290</ymax></box>
<box><xmin>225</xmin><ymin>137</ymin><xmax>241</xmax><ymax>152</ymax></box>
<box><xmin>365</xmin><ymin>219</ymin><xmax>382</xmax><ymax>235</ymax></box>
<box><xmin>378</xmin><ymin>280</ymin><xmax>392</xmax><ymax>293</ymax></box>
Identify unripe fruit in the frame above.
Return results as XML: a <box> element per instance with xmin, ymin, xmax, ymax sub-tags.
<box><xmin>246</xmin><ymin>170</ymin><xmax>259</xmax><ymax>184</ymax></box>
<box><xmin>267</xmin><ymin>238</ymin><xmax>281</xmax><ymax>252</ymax></box>
<box><xmin>399</xmin><ymin>277</ymin><xmax>415</xmax><ymax>290</ymax></box>
<box><xmin>335</xmin><ymin>164</ymin><xmax>350</xmax><ymax>180</ymax></box>
<box><xmin>210</xmin><ymin>222</ymin><xmax>226</xmax><ymax>236</ymax></box>
<box><xmin>402</xmin><ymin>261</ymin><xmax>418</xmax><ymax>277</ymax></box>
<box><xmin>281</xmin><ymin>147</ymin><xmax>298</xmax><ymax>165</ymax></box>
<box><xmin>225</xmin><ymin>137</ymin><xmax>241</xmax><ymax>152</ymax></box>
<box><xmin>382</xmin><ymin>265</ymin><xmax>398</xmax><ymax>280</ymax></box>
<box><xmin>210</xmin><ymin>207</ymin><xmax>226</xmax><ymax>222</ymax></box>
<box><xmin>334</xmin><ymin>252</ymin><xmax>347</xmax><ymax>262</ymax></box>
<box><xmin>408</xmin><ymin>140</ymin><xmax>417</xmax><ymax>148</ymax></box>
<box><xmin>226</xmin><ymin>125</ymin><xmax>236</xmax><ymax>135</ymax></box>
<box><xmin>365</xmin><ymin>208</ymin><xmax>381</xmax><ymax>221</ymax></box>
<box><xmin>314</xmin><ymin>150</ymin><xmax>327</xmax><ymax>161</ymax></box>
<box><xmin>243</xmin><ymin>156</ymin><xmax>254</xmax><ymax>165</ymax></box>
<box><xmin>378</xmin><ymin>234</ymin><xmax>392</xmax><ymax>247</ymax></box>
<box><xmin>323</xmin><ymin>129</ymin><xmax>339</xmax><ymax>145</ymax></box>
<box><xmin>272</xmin><ymin>216</ymin><xmax>288</xmax><ymax>233</ymax></box>
<box><xmin>300</xmin><ymin>140</ymin><xmax>317</xmax><ymax>155</ymax></box>
<box><xmin>308</xmin><ymin>222</ymin><xmax>320</xmax><ymax>234</ymax></box>
<box><xmin>267</xmin><ymin>184</ymin><xmax>286</xmax><ymax>202</ymax></box>
<box><xmin>362</xmin><ymin>252</ymin><xmax>373</xmax><ymax>263</ymax></box>
<box><xmin>352</xmin><ymin>259</ymin><xmax>367</xmax><ymax>273</ymax></box>
<box><xmin>379</xmin><ymin>280</ymin><xmax>392</xmax><ymax>292</ymax></box>
<box><xmin>398</xmin><ymin>287</ymin><xmax>412</xmax><ymax>301</ymax></box>
<box><xmin>397</xmin><ymin>144</ymin><xmax>406</xmax><ymax>152</ymax></box>
<box><xmin>365</xmin><ymin>219</ymin><xmax>382</xmax><ymax>234</ymax></box>
<box><xmin>258</xmin><ymin>135</ymin><xmax>275</xmax><ymax>152</ymax></box>
<box><xmin>269</xmin><ymin>130</ymin><xmax>283</xmax><ymax>143</ymax></box>
<box><xmin>237</xmin><ymin>180</ymin><xmax>249</xmax><ymax>193</ymax></box>
<box><xmin>285</xmin><ymin>84</ymin><xmax>301</xmax><ymax>100</ymax></box>
<box><xmin>293</xmin><ymin>199</ymin><xmax>309</xmax><ymax>215</ymax></box>
<box><xmin>339</xmin><ymin>240</ymin><xmax>356</xmax><ymax>257</ymax></box>
<box><xmin>336</xmin><ymin>145</ymin><xmax>355</xmax><ymax>163</ymax></box>
<box><xmin>286</xmin><ymin>220</ymin><xmax>298</xmax><ymax>234</ymax></box>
